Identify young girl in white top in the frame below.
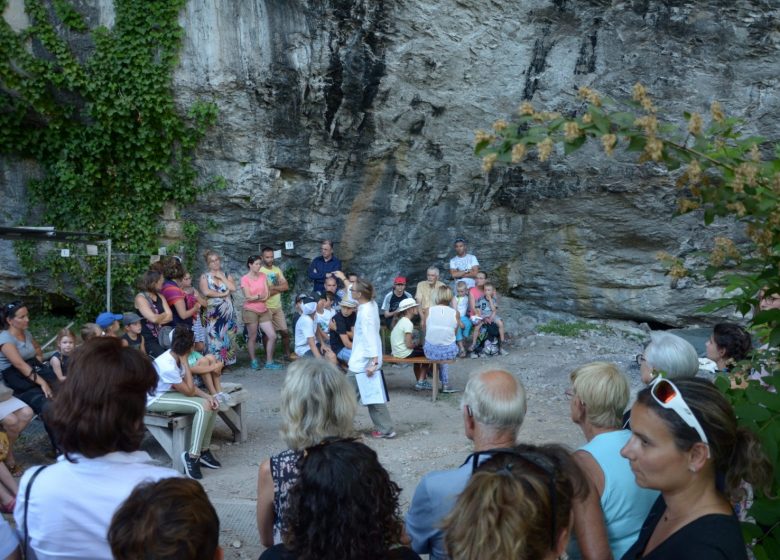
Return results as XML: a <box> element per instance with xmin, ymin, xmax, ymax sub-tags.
<box><xmin>424</xmin><ymin>285</ymin><xmax>460</xmax><ymax>393</ymax></box>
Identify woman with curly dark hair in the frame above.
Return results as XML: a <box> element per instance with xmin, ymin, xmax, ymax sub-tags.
<box><xmin>259</xmin><ymin>438</ymin><xmax>420</xmax><ymax>560</ymax></box>
<box><xmin>705</xmin><ymin>322</ymin><xmax>752</xmax><ymax>374</ymax></box>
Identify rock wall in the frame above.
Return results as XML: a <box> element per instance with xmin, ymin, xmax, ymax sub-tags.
<box><xmin>3</xmin><ymin>0</ymin><xmax>779</xmax><ymax>325</ymax></box>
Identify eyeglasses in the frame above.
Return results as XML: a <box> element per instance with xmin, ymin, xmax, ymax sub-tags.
<box><xmin>635</xmin><ymin>353</ymin><xmax>647</xmax><ymax>366</ymax></box>
<box><xmin>650</xmin><ymin>377</ymin><xmax>710</xmax><ymax>458</ymax></box>
<box><xmin>466</xmin><ymin>447</ymin><xmax>558</xmax><ymax>549</ymax></box>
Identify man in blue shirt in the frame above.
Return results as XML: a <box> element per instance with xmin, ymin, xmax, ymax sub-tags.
<box><xmin>307</xmin><ymin>240</ymin><xmax>342</xmax><ymax>294</ymax></box>
<box><xmin>405</xmin><ymin>369</ymin><xmax>527</xmax><ymax>560</ymax></box>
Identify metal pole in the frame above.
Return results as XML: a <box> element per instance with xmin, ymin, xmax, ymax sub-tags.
<box><xmin>106</xmin><ymin>239</ymin><xmax>112</xmax><ymax>312</ymax></box>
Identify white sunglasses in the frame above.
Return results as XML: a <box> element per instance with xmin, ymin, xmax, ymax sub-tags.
<box><xmin>650</xmin><ymin>377</ymin><xmax>711</xmax><ymax>459</ymax></box>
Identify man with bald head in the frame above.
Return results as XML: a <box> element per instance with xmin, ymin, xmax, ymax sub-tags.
<box><xmin>405</xmin><ymin>369</ymin><xmax>527</xmax><ymax>560</ymax></box>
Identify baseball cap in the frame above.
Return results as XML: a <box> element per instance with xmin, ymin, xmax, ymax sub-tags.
<box><xmin>96</xmin><ymin>312</ymin><xmax>123</xmax><ymax>328</ymax></box>
<box><xmin>122</xmin><ymin>312</ymin><xmax>143</xmax><ymax>326</ymax></box>
<box><xmin>394</xmin><ymin>276</ymin><xmax>407</xmax><ymax>284</ymax></box>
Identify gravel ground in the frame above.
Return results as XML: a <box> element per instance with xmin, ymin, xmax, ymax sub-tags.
<box><xmin>10</xmin><ymin>323</ymin><xmax>649</xmax><ymax>559</ymax></box>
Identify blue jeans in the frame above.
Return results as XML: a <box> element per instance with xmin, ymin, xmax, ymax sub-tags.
<box><xmin>456</xmin><ymin>316</ymin><xmax>472</xmax><ymax>342</ymax></box>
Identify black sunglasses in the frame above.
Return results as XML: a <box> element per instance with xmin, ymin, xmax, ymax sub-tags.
<box><xmin>465</xmin><ymin>447</ymin><xmax>559</xmax><ymax>549</ymax></box>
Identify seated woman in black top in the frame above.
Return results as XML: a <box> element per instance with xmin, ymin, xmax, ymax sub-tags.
<box><xmin>260</xmin><ymin>438</ymin><xmax>420</xmax><ymax>560</ymax></box>
<box><xmin>620</xmin><ymin>377</ymin><xmax>772</xmax><ymax>560</ymax></box>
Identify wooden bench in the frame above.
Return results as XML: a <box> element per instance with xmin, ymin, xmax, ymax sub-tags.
<box><xmin>382</xmin><ymin>356</ymin><xmax>455</xmax><ymax>402</ymax></box>
<box><xmin>144</xmin><ymin>383</ymin><xmax>249</xmax><ymax>473</ymax></box>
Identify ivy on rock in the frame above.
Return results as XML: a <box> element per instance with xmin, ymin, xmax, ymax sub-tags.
<box><xmin>0</xmin><ymin>0</ymin><xmax>221</xmax><ymax>315</ymax></box>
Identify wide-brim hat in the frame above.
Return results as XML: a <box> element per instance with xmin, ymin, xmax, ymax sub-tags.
<box><xmin>397</xmin><ymin>297</ymin><xmax>419</xmax><ymax>312</ymax></box>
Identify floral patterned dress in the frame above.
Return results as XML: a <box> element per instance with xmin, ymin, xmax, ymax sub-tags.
<box><xmin>270</xmin><ymin>449</ymin><xmax>302</xmax><ymax>544</ymax></box>
<box><xmin>205</xmin><ymin>273</ymin><xmax>237</xmax><ymax>365</ymax></box>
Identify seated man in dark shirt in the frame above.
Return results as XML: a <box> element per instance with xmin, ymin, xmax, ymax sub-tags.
<box><xmin>329</xmin><ymin>298</ymin><xmax>357</xmax><ymax>363</ymax></box>
<box><xmin>380</xmin><ymin>276</ymin><xmax>413</xmax><ymax>329</ymax></box>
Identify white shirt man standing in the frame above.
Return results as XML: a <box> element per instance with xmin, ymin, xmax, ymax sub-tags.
<box><xmin>449</xmin><ymin>237</ymin><xmax>479</xmax><ymax>289</ymax></box>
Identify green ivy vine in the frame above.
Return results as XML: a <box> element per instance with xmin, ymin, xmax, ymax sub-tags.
<box><xmin>0</xmin><ymin>0</ymin><xmax>221</xmax><ymax>316</ymax></box>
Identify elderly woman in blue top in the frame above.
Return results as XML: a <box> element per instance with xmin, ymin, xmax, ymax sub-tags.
<box><xmin>567</xmin><ymin>362</ymin><xmax>658</xmax><ymax>560</ymax></box>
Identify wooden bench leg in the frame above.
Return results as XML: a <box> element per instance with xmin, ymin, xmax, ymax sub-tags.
<box><xmin>218</xmin><ymin>401</ymin><xmax>247</xmax><ymax>443</ymax></box>
<box><xmin>432</xmin><ymin>363</ymin><xmax>439</xmax><ymax>402</ymax></box>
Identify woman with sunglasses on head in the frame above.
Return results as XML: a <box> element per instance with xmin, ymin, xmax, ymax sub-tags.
<box><xmin>199</xmin><ymin>250</ymin><xmax>237</xmax><ymax>366</ymax></box>
<box><xmin>442</xmin><ymin>443</ymin><xmax>589</xmax><ymax>560</ymax></box>
<box><xmin>620</xmin><ymin>377</ymin><xmax>772</xmax><ymax>559</ymax></box>
<box><xmin>0</xmin><ymin>301</ymin><xmax>51</xmax><ymax>465</ymax></box>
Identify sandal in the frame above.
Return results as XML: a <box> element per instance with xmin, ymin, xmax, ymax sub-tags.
<box><xmin>0</xmin><ymin>497</ymin><xmax>15</xmax><ymax>514</ymax></box>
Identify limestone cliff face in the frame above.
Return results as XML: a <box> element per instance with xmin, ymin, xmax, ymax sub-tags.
<box><xmin>2</xmin><ymin>0</ymin><xmax>779</xmax><ymax>325</ymax></box>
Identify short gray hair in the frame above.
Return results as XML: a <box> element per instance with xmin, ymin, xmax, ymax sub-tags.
<box><xmin>427</xmin><ymin>266</ymin><xmax>440</xmax><ymax>276</ymax></box>
<box><xmin>462</xmin><ymin>370</ymin><xmax>527</xmax><ymax>435</ymax></box>
<box><xmin>280</xmin><ymin>360</ymin><xmax>357</xmax><ymax>449</ymax></box>
<box><xmin>644</xmin><ymin>332</ymin><xmax>699</xmax><ymax>379</ymax></box>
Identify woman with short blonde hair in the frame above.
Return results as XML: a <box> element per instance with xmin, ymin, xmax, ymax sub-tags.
<box><xmin>256</xmin><ymin>360</ymin><xmax>357</xmax><ymax>548</ymax></box>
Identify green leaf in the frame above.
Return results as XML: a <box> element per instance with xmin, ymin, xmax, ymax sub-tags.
<box><xmin>564</xmin><ymin>135</ymin><xmax>586</xmax><ymax>154</ymax></box>
<box><xmin>626</xmin><ymin>135</ymin><xmax>646</xmax><ymax>152</ymax></box>
<box><xmin>588</xmin><ymin>106</ymin><xmax>610</xmax><ymax>134</ymax></box>
<box><xmin>734</xmin><ymin>403</ymin><xmax>771</xmax><ymax>423</ymax></box>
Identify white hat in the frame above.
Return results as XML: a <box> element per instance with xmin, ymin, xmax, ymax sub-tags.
<box><xmin>397</xmin><ymin>298</ymin><xmax>419</xmax><ymax>313</ymax></box>
<box><xmin>301</xmin><ymin>301</ymin><xmax>317</xmax><ymax>315</ymax></box>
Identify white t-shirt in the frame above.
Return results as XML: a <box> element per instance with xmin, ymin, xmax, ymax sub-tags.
<box><xmin>148</xmin><ymin>350</ymin><xmax>183</xmax><ymax>405</ymax></box>
<box><xmin>15</xmin><ymin>451</ymin><xmax>179</xmax><ymax>560</ymax></box>
<box><xmin>425</xmin><ymin>305</ymin><xmax>457</xmax><ymax>346</ymax></box>
<box><xmin>449</xmin><ymin>254</ymin><xmax>479</xmax><ymax>288</ymax></box>
<box><xmin>295</xmin><ymin>314</ymin><xmax>316</xmax><ymax>356</ymax></box>
<box><xmin>0</xmin><ymin>515</ymin><xmax>18</xmax><ymax>558</ymax></box>
<box><xmin>348</xmin><ymin>301</ymin><xmax>383</xmax><ymax>373</ymax></box>
<box><xmin>315</xmin><ymin>308</ymin><xmax>336</xmax><ymax>337</ymax></box>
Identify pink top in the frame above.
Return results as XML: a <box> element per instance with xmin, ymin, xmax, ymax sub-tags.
<box><xmin>469</xmin><ymin>286</ymin><xmax>484</xmax><ymax>315</ymax></box>
<box><xmin>241</xmin><ymin>273</ymin><xmax>269</xmax><ymax>314</ymax></box>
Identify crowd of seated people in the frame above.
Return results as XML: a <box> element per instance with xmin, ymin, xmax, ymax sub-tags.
<box><xmin>0</xmin><ymin>238</ymin><xmax>777</xmax><ymax>559</ymax></box>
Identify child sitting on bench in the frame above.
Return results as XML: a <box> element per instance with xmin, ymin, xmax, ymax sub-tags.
<box><xmin>389</xmin><ymin>298</ymin><xmax>430</xmax><ymax>391</ymax></box>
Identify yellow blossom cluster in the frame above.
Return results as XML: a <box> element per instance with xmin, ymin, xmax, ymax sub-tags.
<box><xmin>632</xmin><ymin>83</ymin><xmax>654</xmax><ymax>112</ymax></box>
<box><xmin>511</xmin><ymin>143</ymin><xmax>526</xmax><ymax>163</ymax></box>
<box><xmin>601</xmin><ymin>134</ymin><xmax>617</xmax><ymax>156</ymax></box>
<box><xmin>492</xmin><ymin>119</ymin><xmax>509</xmax><ymax>133</ymax></box>
<box><xmin>481</xmin><ymin>153</ymin><xmax>497</xmax><ymax>173</ymax></box>
<box><xmin>578</xmin><ymin>86</ymin><xmax>602</xmax><ymax>107</ymax></box>
<box><xmin>518</xmin><ymin>101</ymin><xmax>534</xmax><ymax>116</ymax></box>
<box><xmin>537</xmin><ymin>137</ymin><xmax>553</xmax><ymax>162</ymax></box>
<box><xmin>634</xmin><ymin>115</ymin><xmax>658</xmax><ymax>135</ymax></box>
<box><xmin>710</xmin><ymin>237</ymin><xmax>741</xmax><ymax>266</ymax></box>
<box><xmin>686</xmin><ymin>160</ymin><xmax>702</xmax><ymax>184</ymax></box>
<box><xmin>474</xmin><ymin>130</ymin><xmax>495</xmax><ymax>146</ymax></box>
<box><xmin>582</xmin><ymin>113</ymin><xmax>593</xmax><ymax>125</ymax></box>
<box><xmin>746</xmin><ymin>225</ymin><xmax>774</xmax><ymax>253</ymax></box>
<box><xmin>669</xmin><ymin>263</ymin><xmax>688</xmax><ymax>280</ymax></box>
<box><xmin>678</xmin><ymin>198</ymin><xmax>700</xmax><ymax>213</ymax></box>
<box><xmin>564</xmin><ymin>121</ymin><xmax>581</xmax><ymax>141</ymax></box>
<box><xmin>645</xmin><ymin>137</ymin><xmax>663</xmax><ymax>161</ymax></box>
<box><xmin>749</xmin><ymin>144</ymin><xmax>761</xmax><ymax>163</ymax></box>
<box><xmin>687</xmin><ymin>113</ymin><xmax>703</xmax><ymax>136</ymax></box>
<box><xmin>726</xmin><ymin>202</ymin><xmax>747</xmax><ymax>217</ymax></box>
<box><xmin>731</xmin><ymin>162</ymin><xmax>759</xmax><ymax>194</ymax></box>
<box><xmin>710</xmin><ymin>101</ymin><xmax>725</xmax><ymax>123</ymax></box>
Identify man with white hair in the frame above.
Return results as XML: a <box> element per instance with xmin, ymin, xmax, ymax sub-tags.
<box><xmin>414</xmin><ymin>267</ymin><xmax>445</xmax><ymax>333</ymax></box>
<box><xmin>405</xmin><ymin>369</ymin><xmax>527</xmax><ymax>560</ymax></box>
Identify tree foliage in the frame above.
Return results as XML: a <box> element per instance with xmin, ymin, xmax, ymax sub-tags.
<box><xmin>476</xmin><ymin>84</ymin><xmax>780</xmax><ymax>556</ymax></box>
<box><xmin>0</xmin><ymin>0</ymin><xmax>221</xmax><ymax>315</ymax></box>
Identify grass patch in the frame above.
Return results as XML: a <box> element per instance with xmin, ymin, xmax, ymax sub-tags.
<box><xmin>537</xmin><ymin>320</ymin><xmax>611</xmax><ymax>337</ymax></box>
<box><xmin>29</xmin><ymin>313</ymin><xmax>75</xmax><ymax>347</ymax></box>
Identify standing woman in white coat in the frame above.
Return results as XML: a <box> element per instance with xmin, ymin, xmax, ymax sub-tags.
<box><xmin>347</xmin><ymin>278</ymin><xmax>396</xmax><ymax>439</ymax></box>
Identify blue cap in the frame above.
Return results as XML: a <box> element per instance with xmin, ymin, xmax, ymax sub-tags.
<box><xmin>96</xmin><ymin>312</ymin><xmax>123</xmax><ymax>328</ymax></box>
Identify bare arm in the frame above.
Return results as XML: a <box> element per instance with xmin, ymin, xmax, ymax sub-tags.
<box><xmin>404</xmin><ymin>331</ymin><xmax>415</xmax><ymax>350</ymax></box>
<box><xmin>0</xmin><ymin>343</ymin><xmax>52</xmax><ymax>398</ymax></box>
<box><xmin>571</xmin><ymin>450</ymin><xmax>612</xmax><ymax>560</ymax></box>
<box><xmin>464</xmin><ymin>264</ymin><xmax>479</xmax><ymax>279</ymax></box>
<box><xmin>173</xmin><ymin>298</ymin><xmax>199</xmax><ymax>320</ymax></box>
<box><xmin>135</xmin><ymin>293</ymin><xmax>172</xmax><ymax>325</ymax></box>
<box><xmin>50</xmin><ymin>356</ymin><xmax>66</xmax><ymax>382</ymax></box>
<box><xmin>257</xmin><ymin>459</ymin><xmax>275</xmax><ymax>547</ymax></box>
<box><xmin>199</xmin><ymin>274</ymin><xmax>228</xmax><ymax>299</ymax></box>
<box><xmin>271</xmin><ymin>271</ymin><xmax>289</xmax><ymax>295</ymax></box>
<box><xmin>339</xmin><ymin>331</ymin><xmax>353</xmax><ymax>349</ymax></box>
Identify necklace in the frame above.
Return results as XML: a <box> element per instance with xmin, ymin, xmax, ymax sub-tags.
<box><xmin>662</xmin><ymin>501</ymin><xmax>721</xmax><ymax>524</ymax></box>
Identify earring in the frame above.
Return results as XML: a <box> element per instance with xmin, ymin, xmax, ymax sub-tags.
<box><xmin>689</xmin><ymin>466</ymin><xmax>697</xmax><ymax>473</ymax></box>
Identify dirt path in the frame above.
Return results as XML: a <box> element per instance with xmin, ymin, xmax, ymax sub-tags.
<box><xmin>12</xmin><ymin>324</ymin><xmax>647</xmax><ymax>559</ymax></box>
